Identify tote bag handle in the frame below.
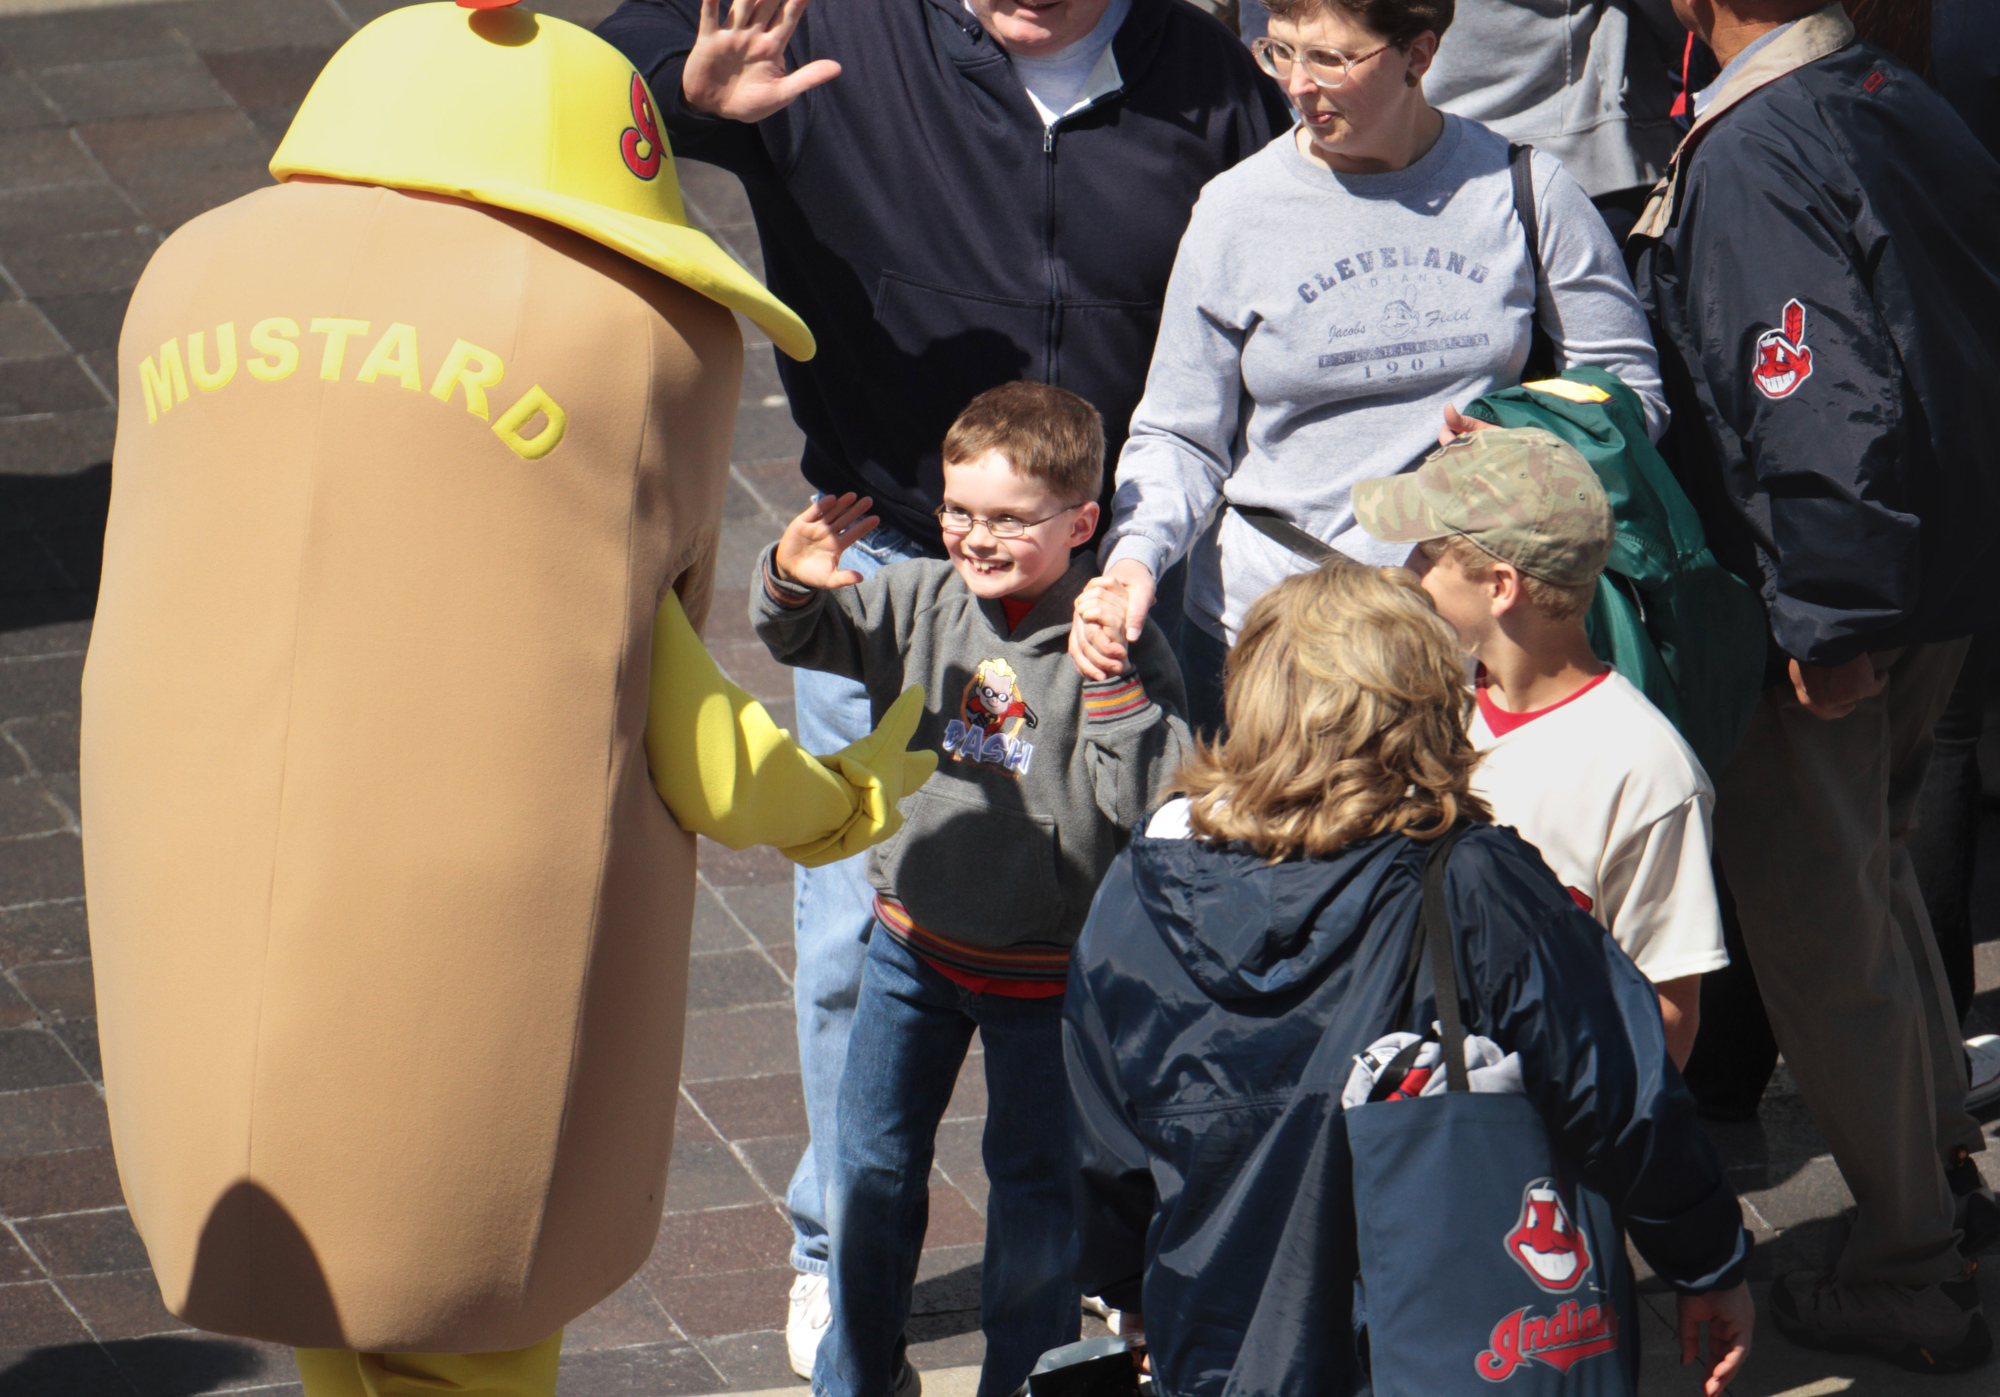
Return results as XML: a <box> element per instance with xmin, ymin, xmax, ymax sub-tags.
<box><xmin>1422</xmin><ymin>825</ymin><xmax>1472</xmax><ymax>1092</ymax></box>
<box><xmin>1372</xmin><ymin>826</ymin><xmax>1472</xmax><ymax>1100</ymax></box>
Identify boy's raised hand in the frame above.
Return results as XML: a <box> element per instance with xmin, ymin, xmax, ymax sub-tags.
<box><xmin>776</xmin><ymin>493</ymin><xmax>879</xmax><ymax>590</ymax></box>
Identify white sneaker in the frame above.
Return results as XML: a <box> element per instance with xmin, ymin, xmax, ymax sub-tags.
<box><xmin>787</xmin><ymin>1271</ymin><xmax>832</xmax><ymax>1380</ymax></box>
<box><xmin>1968</xmin><ymin>1035</ymin><xmax>2000</xmax><ymax>1112</ymax></box>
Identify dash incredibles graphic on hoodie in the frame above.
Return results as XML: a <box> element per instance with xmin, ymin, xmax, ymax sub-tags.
<box><xmin>1476</xmin><ymin>1178</ymin><xmax>1620</xmax><ymax>1382</ymax></box>
<box><xmin>941</xmin><ymin>658</ymin><xmax>1038</xmax><ymax>775</ymax></box>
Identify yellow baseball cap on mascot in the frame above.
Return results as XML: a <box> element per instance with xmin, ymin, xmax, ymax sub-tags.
<box><xmin>270</xmin><ymin>0</ymin><xmax>814</xmax><ymax>362</ymax></box>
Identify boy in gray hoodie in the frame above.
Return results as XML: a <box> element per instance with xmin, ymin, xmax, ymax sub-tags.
<box><xmin>752</xmin><ymin>382</ymin><xmax>1190</xmax><ymax>1397</ymax></box>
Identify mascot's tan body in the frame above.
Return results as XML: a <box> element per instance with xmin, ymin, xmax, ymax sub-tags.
<box><xmin>85</xmin><ymin>179</ymin><xmax>742</xmax><ymax>1351</ymax></box>
<box><xmin>79</xmin><ymin>13</ymin><xmax>930</xmax><ymax>1378</ymax></box>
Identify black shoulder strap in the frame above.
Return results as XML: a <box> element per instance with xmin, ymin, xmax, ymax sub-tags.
<box><xmin>1380</xmin><ymin>825</ymin><xmax>1473</xmax><ymax>1095</ymax></box>
<box><xmin>1508</xmin><ymin>143</ymin><xmax>1558</xmax><ymax>384</ymax></box>
<box><xmin>1228</xmin><ymin>504</ymin><xmax>1357</xmax><ymax>569</ymax></box>
<box><xmin>1508</xmin><ymin>142</ymin><xmax>1543</xmax><ymax>287</ymax></box>
<box><xmin>1421</xmin><ymin>826</ymin><xmax>1472</xmax><ymax>1092</ymax></box>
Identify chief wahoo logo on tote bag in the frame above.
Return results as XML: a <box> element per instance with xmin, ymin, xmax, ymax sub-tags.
<box><xmin>1507</xmin><ymin>1181</ymin><xmax>1592</xmax><ymax>1291</ymax></box>
<box><xmin>1346</xmin><ymin>834</ymin><xmax>1634</xmax><ymax>1395</ymax></box>
<box><xmin>1477</xmin><ymin>1179</ymin><xmax>1621</xmax><ymax>1382</ymax></box>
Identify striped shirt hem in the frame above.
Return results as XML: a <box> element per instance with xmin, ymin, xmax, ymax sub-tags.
<box><xmin>873</xmin><ymin>895</ymin><xmax>1072</xmax><ymax>982</ymax></box>
<box><xmin>763</xmin><ymin>556</ymin><xmax>816</xmax><ymax>608</ymax></box>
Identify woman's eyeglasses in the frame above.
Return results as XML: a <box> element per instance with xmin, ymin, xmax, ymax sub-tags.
<box><xmin>1250</xmin><ymin>37</ymin><xmax>1392</xmax><ymax>89</ymax></box>
<box><xmin>934</xmin><ymin>503</ymin><xmax>1081</xmax><ymax>539</ymax></box>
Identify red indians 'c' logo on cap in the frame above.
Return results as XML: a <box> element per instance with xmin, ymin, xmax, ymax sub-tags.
<box><xmin>1504</xmin><ymin>1179</ymin><xmax>1591</xmax><ymax>1293</ymax></box>
<box><xmin>1751</xmin><ymin>298</ymin><xmax>1813</xmax><ymax>399</ymax></box>
<box><xmin>621</xmin><ymin>73</ymin><xmax>662</xmax><ymax>180</ymax></box>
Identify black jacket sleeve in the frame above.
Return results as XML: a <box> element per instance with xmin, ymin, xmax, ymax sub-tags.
<box><xmin>1461</xmin><ymin>835</ymin><xmax>1749</xmax><ymax>1294</ymax></box>
<box><xmin>1673</xmin><ymin>125</ymin><xmax>1920</xmax><ymax>666</ymax></box>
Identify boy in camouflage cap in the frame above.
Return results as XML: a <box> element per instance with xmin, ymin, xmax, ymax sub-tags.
<box><xmin>1355</xmin><ymin>427</ymin><xmax>1727</xmax><ymax>1068</ymax></box>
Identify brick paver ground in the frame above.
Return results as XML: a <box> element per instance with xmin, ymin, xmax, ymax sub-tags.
<box><xmin>3</xmin><ymin>0</ymin><xmax>2000</xmax><ymax>1392</ymax></box>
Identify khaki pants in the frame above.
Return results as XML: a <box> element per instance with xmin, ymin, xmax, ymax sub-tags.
<box><xmin>1716</xmin><ymin>639</ymin><xmax>1978</xmax><ymax>1286</ymax></box>
<box><xmin>295</xmin><ymin>1331</ymin><xmax>561</xmax><ymax>1397</ymax></box>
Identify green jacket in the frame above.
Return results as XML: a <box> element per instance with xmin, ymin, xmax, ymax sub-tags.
<box><xmin>1467</xmin><ymin>366</ymin><xmax>1765</xmax><ymax>776</ymax></box>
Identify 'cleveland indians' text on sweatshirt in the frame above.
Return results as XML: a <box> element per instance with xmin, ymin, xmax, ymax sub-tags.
<box><xmin>1103</xmin><ymin>116</ymin><xmax>1666</xmax><ymax>643</ymax></box>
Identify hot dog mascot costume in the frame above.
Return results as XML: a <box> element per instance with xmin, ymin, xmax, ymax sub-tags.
<box><xmin>78</xmin><ymin>4</ymin><xmax>935</xmax><ymax>1392</ymax></box>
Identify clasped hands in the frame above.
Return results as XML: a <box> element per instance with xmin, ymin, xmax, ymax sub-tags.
<box><xmin>1068</xmin><ymin>404</ymin><xmax>1494</xmax><ymax>680</ymax></box>
<box><xmin>1070</xmin><ymin>559</ymin><xmax>1155</xmax><ymax>682</ymax></box>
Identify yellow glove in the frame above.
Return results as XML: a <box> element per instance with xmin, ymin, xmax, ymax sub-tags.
<box><xmin>644</xmin><ymin>591</ymin><xmax>938</xmax><ymax>867</ymax></box>
<box><xmin>776</xmin><ymin>685</ymin><xmax>937</xmax><ymax>865</ymax></box>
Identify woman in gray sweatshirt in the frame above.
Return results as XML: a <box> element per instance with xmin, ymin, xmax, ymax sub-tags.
<box><xmin>1086</xmin><ymin>0</ymin><xmax>1666</xmax><ymax>730</ymax></box>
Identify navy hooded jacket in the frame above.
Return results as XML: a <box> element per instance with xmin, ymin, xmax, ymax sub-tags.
<box><xmin>1064</xmin><ymin>821</ymin><xmax>1747</xmax><ymax>1397</ymax></box>
<box><xmin>1632</xmin><ymin>22</ymin><xmax>2000</xmax><ymax>668</ymax></box>
<box><xmin>597</xmin><ymin>0</ymin><xmax>1291</xmax><ymax>550</ymax></box>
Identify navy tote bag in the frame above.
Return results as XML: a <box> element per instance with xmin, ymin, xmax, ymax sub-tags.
<box><xmin>1346</xmin><ymin>831</ymin><xmax>1637</xmax><ymax>1396</ymax></box>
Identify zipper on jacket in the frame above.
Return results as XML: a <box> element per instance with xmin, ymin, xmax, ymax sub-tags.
<box><xmin>1039</xmin><ymin>82</ymin><xmax>1123</xmax><ymax>386</ymax></box>
<box><xmin>1044</xmin><ymin>122</ymin><xmax>1060</xmax><ymax>379</ymax></box>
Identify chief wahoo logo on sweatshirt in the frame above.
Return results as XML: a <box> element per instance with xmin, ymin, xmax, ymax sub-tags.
<box><xmin>942</xmin><ymin>658</ymin><xmax>1039</xmax><ymax>776</ymax></box>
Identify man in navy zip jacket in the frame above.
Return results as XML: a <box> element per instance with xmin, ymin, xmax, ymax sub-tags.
<box><xmin>1632</xmin><ymin>0</ymin><xmax>2000</xmax><ymax>1371</ymax></box>
<box><xmin>595</xmin><ymin>0</ymin><xmax>1288</xmax><ymax>1370</ymax></box>
<box><xmin>598</xmin><ymin>0</ymin><xmax>1287</xmax><ymax>549</ymax></box>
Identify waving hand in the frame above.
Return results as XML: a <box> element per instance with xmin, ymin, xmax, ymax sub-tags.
<box><xmin>682</xmin><ymin>0</ymin><xmax>842</xmax><ymax>124</ymax></box>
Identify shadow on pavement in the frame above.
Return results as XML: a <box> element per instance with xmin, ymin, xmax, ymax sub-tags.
<box><xmin>0</xmin><ymin>464</ymin><xmax>110</xmax><ymax>633</ymax></box>
<box><xmin>0</xmin><ymin>1335</ymin><xmax>265</xmax><ymax>1397</ymax></box>
<box><xmin>909</xmin><ymin>1261</ymin><xmax>981</xmax><ymax>1342</ymax></box>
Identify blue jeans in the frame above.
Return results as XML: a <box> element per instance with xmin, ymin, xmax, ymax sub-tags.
<box><xmin>814</xmin><ymin>932</ymin><xmax>1080</xmax><ymax>1397</ymax></box>
<box><xmin>787</xmin><ymin>521</ymin><xmax>933</xmax><ymax>1274</ymax></box>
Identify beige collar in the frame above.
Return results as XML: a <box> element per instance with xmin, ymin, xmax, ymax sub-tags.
<box><xmin>1632</xmin><ymin>4</ymin><xmax>1857</xmax><ymax>241</ymax></box>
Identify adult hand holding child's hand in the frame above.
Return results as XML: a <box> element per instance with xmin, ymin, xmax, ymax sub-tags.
<box><xmin>1070</xmin><ymin>575</ymin><xmax>1131</xmax><ymax>680</ymax></box>
<box><xmin>775</xmin><ymin>492</ymin><xmax>878</xmax><ymax>590</ymax></box>
<box><xmin>1069</xmin><ymin>560</ymin><xmax>1155</xmax><ymax>680</ymax></box>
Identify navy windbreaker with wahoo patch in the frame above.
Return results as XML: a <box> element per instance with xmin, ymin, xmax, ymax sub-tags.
<box><xmin>1634</xmin><ymin>33</ymin><xmax>2000</xmax><ymax>668</ymax></box>
<box><xmin>1063</xmin><ymin>821</ymin><xmax>1747</xmax><ymax>1397</ymax></box>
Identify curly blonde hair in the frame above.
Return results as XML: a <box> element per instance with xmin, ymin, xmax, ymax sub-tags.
<box><xmin>1174</xmin><ymin>565</ymin><xmax>1490</xmax><ymax>860</ymax></box>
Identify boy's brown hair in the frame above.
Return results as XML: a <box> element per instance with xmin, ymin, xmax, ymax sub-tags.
<box><xmin>1261</xmin><ymin>0</ymin><xmax>1453</xmax><ymax>49</ymax></box>
<box><xmin>1418</xmin><ymin>536</ymin><xmax>1598</xmax><ymax>622</ymax></box>
<box><xmin>942</xmin><ymin>381</ymin><xmax>1104</xmax><ymax>505</ymax></box>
